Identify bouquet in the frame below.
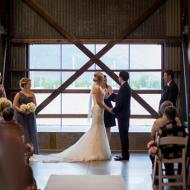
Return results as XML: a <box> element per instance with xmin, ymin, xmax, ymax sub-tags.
<box><xmin>0</xmin><ymin>97</ymin><xmax>12</xmax><ymax>112</ymax></box>
<box><xmin>147</xmin><ymin>140</ymin><xmax>158</xmax><ymax>155</ymax></box>
<box><xmin>148</xmin><ymin>146</ymin><xmax>158</xmax><ymax>155</ymax></box>
<box><xmin>20</xmin><ymin>102</ymin><xmax>36</xmax><ymax>113</ymax></box>
<box><xmin>27</xmin><ymin>102</ymin><xmax>36</xmax><ymax>112</ymax></box>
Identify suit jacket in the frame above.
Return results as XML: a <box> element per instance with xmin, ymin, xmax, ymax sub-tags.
<box><xmin>113</xmin><ymin>82</ymin><xmax>131</xmax><ymax>120</ymax></box>
<box><xmin>159</xmin><ymin>80</ymin><xmax>178</xmax><ymax>107</ymax></box>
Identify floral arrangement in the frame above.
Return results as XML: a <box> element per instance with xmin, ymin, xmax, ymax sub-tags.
<box><xmin>20</xmin><ymin>102</ymin><xmax>36</xmax><ymax>113</ymax></box>
<box><xmin>148</xmin><ymin>146</ymin><xmax>158</xmax><ymax>155</ymax></box>
<box><xmin>0</xmin><ymin>97</ymin><xmax>12</xmax><ymax>112</ymax></box>
<box><xmin>147</xmin><ymin>140</ymin><xmax>158</xmax><ymax>155</ymax></box>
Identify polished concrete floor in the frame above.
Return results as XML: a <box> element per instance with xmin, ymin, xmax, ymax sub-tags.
<box><xmin>31</xmin><ymin>153</ymin><xmax>187</xmax><ymax>190</ymax></box>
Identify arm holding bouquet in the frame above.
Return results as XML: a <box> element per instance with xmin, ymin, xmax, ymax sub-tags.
<box><xmin>13</xmin><ymin>93</ymin><xmax>36</xmax><ymax>114</ymax></box>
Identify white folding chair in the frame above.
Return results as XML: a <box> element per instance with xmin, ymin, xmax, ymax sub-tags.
<box><xmin>152</xmin><ymin>136</ymin><xmax>188</xmax><ymax>190</ymax></box>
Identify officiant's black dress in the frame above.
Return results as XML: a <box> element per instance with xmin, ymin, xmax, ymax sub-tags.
<box><xmin>15</xmin><ymin>92</ymin><xmax>39</xmax><ymax>154</ymax></box>
<box><xmin>104</xmin><ymin>86</ymin><xmax>116</xmax><ymax>128</ymax></box>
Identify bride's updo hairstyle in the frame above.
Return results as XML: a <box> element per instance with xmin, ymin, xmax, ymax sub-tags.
<box><xmin>93</xmin><ymin>72</ymin><xmax>104</xmax><ymax>84</ymax></box>
<box><xmin>19</xmin><ymin>77</ymin><xmax>31</xmax><ymax>89</ymax></box>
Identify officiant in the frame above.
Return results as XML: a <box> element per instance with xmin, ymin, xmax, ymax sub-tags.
<box><xmin>103</xmin><ymin>75</ymin><xmax>116</xmax><ymax>142</ymax></box>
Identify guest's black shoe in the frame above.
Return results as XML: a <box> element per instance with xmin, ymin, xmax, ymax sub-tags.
<box><xmin>114</xmin><ymin>155</ymin><xmax>129</xmax><ymax>161</ymax></box>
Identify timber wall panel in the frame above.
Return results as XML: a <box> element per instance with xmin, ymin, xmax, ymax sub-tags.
<box><xmin>10</xmin><ymin>0</ymin><xmax>180</xmax><ymax>39</ymax></box>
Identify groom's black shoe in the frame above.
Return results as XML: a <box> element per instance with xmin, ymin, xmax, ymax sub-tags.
<box><xmin>114</xmin><ymin>155</ymin><xmax>129</xmax><ymax>161</ymax></box>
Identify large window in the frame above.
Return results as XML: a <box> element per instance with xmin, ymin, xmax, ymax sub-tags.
<box><xmin>29</xmin><ymin>44</ymin><xmax>162</xmax><ymax>132</ymax></box>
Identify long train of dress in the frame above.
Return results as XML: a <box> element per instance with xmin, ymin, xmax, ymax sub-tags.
<box><xmin>30</xmin><ymin>88</ymin><xmax>111</xmax><ymax>162</ymax></box>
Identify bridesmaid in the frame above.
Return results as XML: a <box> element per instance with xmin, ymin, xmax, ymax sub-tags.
<box><xmin>13</xmin><ymin>78</ymin><xmax>39</xmax><ymax>154</ymax></box>
<box><xmin>0</xmin><ymin>72</ymin><xmax>6</xmax><ymax>98</ymax></box>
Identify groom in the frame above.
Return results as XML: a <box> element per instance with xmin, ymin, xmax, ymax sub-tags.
<box><xmin>112</xmin><ymin>71</ymin><xmax>131</xmax><ymax>161</ymax></box>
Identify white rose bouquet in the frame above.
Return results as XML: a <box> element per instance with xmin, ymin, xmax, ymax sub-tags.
<box><xmin>20</xmin><ymin>104</ymin><xmax>28</xmax><ymax>112</ymax></box>
<box><xmin>0</xmin><ymin>97</ymin><xmax>12</xmax><ymax>112</ymax></box>
<box><xmin>20</xmin><ymin>102</ymin><xmax>36</xmax><ymax>113</ymax></box>
<box><xmin>26</xmin><ymin>102</ymin><xmax>36</xmax><ymax>112</ymax></box>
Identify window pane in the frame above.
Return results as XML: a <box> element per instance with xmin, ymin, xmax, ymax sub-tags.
<box><xmin>139</xmin><ymin>94</ymin><xmax>161</xmax><ymax>112</ymax></box>
<box><xmin>36</xmin><ymin>93</ymin><xmax>61</xmax><ymax>114</ymax></box>
<box><xmin>62</xmin><ymin>44</ymin><xmax>95</xmax><ymax>69</ymax></box>
<box><xmin>95</xmin><ymin>44</ymin><xmax>106</xmax><ymax>53</ymax></box>
<box><xmin>100</xmin><ymin>45</ymin><xmax>129</xmax><ymax>69</ymax></box>
<box><xmin>62</xmin><ymin>72</ymin><xmax>74</xmax><ymax>89</ymax></box>
<box><xmin>130</xmin><ymin>72</ymin><xmax>161</xmax><ymax>90</ymax></box>
<box><xmin>63</xmin><ymin>72</ymin><xmax>94</xmax><ymax>89</ymax></box>
<box><xmin>62</xmin><ymin>93</ymin><xmax>90</xmax><ymax>114</ymax></box>
<box><xmin>131</xmin><ymin>94</ymin><xmax>160</xmax><ymax>115</ymax></box>
<box><xmin>130</xmin><ymin>44</ymin><xmax>161</xmax><ymax>69</ymax></box>
<box><xmin>30</xmin><ymin>45</ymin><xmax>61</xmax><ymax>69</ymax></box>
<box><xmin>30</xmin><ymin>72</ymin><xmax>61</xmax><ymax>89</ymax></box>
<box><xmin>37</xmin><ymin>118</ymin><xmax>61</xmax><ymax>131</ymax></box>
<box><xmin>62</xmin><ymin>118</ymin><xmax>90</xmax><ymax>127</ymax></box>
<box><xmin>131</xmin><ymin>97</ymin><xmax>149</xmax><ymax>115</ymax></box>
<box><xmin>130</xmin><ymin>119</ymin><xmax>154</xmax><ymax>132</ymax></box>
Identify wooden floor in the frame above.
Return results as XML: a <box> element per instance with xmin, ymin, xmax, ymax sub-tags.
<box><xmin>31</xmin><ymin>153</ymin><xmax>186</xmax><ymax>190</ymax></box>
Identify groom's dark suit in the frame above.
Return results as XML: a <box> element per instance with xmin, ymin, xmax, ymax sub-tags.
<box><xmin>113</xmin><ymin>82</ymin><xmax>131</xmax><ymax>159</ymax></box>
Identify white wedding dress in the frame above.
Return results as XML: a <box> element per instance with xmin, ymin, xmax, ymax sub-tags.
<box><xmin>30</xmin><ymin>86</ymin><xmax>111</xmax><ymax>162</ymax></box>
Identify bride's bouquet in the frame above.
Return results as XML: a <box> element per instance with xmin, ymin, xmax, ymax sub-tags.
<box><xmin>0</xmin><ymin>97</ymin><xmax>12</xmax><ymax>112</ymax></box>
<box><xmin>20</xmin><ymin>102</ymin><xmax>36</xmax><ymax>113</ymax></box>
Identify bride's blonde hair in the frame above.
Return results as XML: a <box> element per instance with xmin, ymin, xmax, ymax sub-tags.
<box><xmin>93</xmin><ymin>72</ymin><xmax>104</xmax><ymax>84</ymax></box>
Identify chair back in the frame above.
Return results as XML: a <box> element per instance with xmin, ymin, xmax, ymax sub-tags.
<box><xmin>157</xmin><ymin>136</ymin><xmax>188</xmax><ymax>159</ymax></box>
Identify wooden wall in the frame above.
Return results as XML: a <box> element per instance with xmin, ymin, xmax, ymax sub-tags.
<box><xmin>10</xmin><ymin>0</ymin><xmax>180</xmax><ymax>39</ymax></box>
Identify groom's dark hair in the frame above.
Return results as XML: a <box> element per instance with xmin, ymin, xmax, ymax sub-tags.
<box><xmin>119</xmin><ymin>71</ymin><xmax>129</xmax><ymax>81</ymax></box>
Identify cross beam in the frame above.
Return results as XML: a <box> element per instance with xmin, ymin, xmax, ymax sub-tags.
<box><xmin>23</xmin><ymin>0</ymin><xmax>167</xmax><ymax>118</ymax></box>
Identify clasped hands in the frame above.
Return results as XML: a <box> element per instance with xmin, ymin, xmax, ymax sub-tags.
<box><xmin>107</xmin><ymin>107</ymin><xmax>113</xmax><ymax>113</ymax></box>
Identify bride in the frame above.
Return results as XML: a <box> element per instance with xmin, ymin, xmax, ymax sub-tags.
<box><xmin>30</xmin><ymin>72</ymin><xmax>112</xmax><ymax>162</ymax></box>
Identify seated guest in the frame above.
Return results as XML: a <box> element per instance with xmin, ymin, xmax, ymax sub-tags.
<box><xmin>0</xmin><ymin>117</ymin><xmax>25</xmax><ymax>190</ymax></box>
<box><xmin>1</xmin><ymin>107</ymin><xmax>34</xmax><ymax>161</ymax></box>
<box><xmin>0</xmin><ymin>107</ymin><xmax>24</xmax><ymax>141</ymax></box>
<box><xmin>0</xmin><ymin>108</ymin><xmax>37</xmax><ymax>190</ymax></box>
<box><xmin>151</xmin><ymin>100</ymin><xmax>181</xmax><ymax>140</ymax></box>
<box><xmin>148</xmin><ymin>106</ymin><xmax>186</xmax><ymax>178</ymax></box>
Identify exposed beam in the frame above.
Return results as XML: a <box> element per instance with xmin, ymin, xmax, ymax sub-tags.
<box><xmin>11</xmin><ymin>37</ymin><xmax>181</xmax><ymax>44</ymax></box>
<box><xmin>10</xmin><ymin>68</ymin><xmax>163</xmax><ymax>72</ymax></box>
<box><xmin>9</xmin><ymin>89</ymin><xmax>162</xmax><ymax>94</ymax></box>
<box><xmin>23</xmin><ymin>0</ymin><xmax>167</xmax><ymax>117</ymax></box>
<box><xmin>36</xmin><ymin>114</ymin><xmax>154</xmax><ymax>119</ymax></box>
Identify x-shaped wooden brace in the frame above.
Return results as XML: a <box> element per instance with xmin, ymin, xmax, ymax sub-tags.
<box><xmin>23</xmin><ymin>0</ymin><xmax>166</xmax><ymax>118</ymax></box>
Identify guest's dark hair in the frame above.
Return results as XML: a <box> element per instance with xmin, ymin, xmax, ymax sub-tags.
<box><xmin>164</xmin><ymin>70</ymin><xmax>174</xmax><ymax>79</ymax></box>
<box><xmin>2</xmin><ymin>107</ymin><xmax>14</xmax><ymax>121</ymax></box>
<box><xmin>119</xmin><ymin>71</ymin><xmax>129</xmax><ymax>81</ymax></box>
<box><xmin>164</xmin><ymin>106</ymin><xmax>177</xmax><ymax>125</ymax></box>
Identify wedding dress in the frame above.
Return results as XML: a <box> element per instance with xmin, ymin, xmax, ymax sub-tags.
<box><xmin>30</xmin><ymin>86</ymin><xmax>111</xmax><ymax>162</ymax></box>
